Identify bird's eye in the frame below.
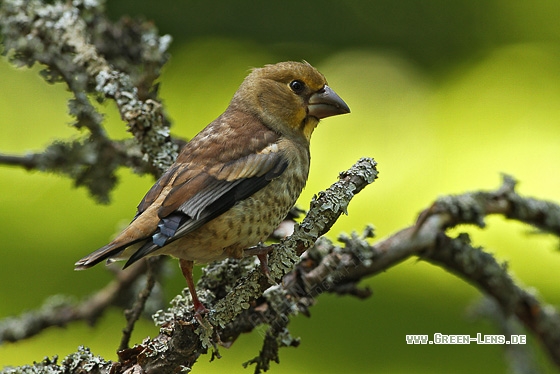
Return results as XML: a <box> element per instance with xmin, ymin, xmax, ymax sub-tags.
<box><xmin>289</xmin><ymin>80</ymin><xmax>305</xmax><ymax>94</ymax></box>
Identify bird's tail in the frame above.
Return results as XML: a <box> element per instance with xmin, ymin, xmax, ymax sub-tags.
<box><xmin>74</xmin><ymin>238</ymin><xmax>145</xmax><ymax>270</ymax></box>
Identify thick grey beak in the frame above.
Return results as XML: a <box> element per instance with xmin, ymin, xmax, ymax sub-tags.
<box><xmin>308</xmin><ymin>85</ymin><xmax>350</xmax><ymax>119</ymax></box>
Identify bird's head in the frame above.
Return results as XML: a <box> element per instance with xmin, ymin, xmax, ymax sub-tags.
<box><xmin>232</xmin><ymin>61</ymin><xmax>350</xmax><ymax>142</ymax></box>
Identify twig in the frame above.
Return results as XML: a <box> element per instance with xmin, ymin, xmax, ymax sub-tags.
<box><xmin>0</xmin><ymin>153</ymin><xmax>38</xmax><ymax>170</ymax></box>
<box><xmin>118</xmin><ymin>259</ymin><xmax>158</xmax><ymax>352</ymax></box>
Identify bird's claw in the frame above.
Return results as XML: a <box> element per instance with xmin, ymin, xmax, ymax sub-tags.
<box><xmin>257</xmin><ymin>253</ymin><xmax>277</xmax><ymax>285</ymax></box>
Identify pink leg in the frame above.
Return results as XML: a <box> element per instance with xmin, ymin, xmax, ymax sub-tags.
<box><xmin>179</xmin><ymin>259</ymin><xmax>208</xmax><ymax>316</ymax></box>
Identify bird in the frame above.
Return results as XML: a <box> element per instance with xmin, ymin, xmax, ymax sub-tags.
<box><xmin>75</xmin><ymin>61</ymin><xmax>350</xmax><ymax>315</ymax></box>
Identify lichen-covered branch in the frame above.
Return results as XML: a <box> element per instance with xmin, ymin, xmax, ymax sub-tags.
<box><xmin>189</xmin><ymin>174</ymin><xmax>560</xmax><ymax>372</ymax></box>
<box><xmin>416</xmin><ymin>174</ymin><xmax>560</xmax><ymax>235</ymax></box>
<box><xmin>1</xmin><ymin>158</ymin><xmax>377</xmax><ymax>373</ymax></box>
<box><xmin>0</xmin><ymin>139</ymin><xmax>140</xmax><ymax>203</ymax></box>
<box><xmin>0</xmin><ymin>0</ymin><xmax>175</xmax><ymax>202</ymax></box>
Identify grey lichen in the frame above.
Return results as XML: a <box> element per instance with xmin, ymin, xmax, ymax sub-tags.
<box><xmin>268</xmin><ymin>239</ymin><xmax>302</xmax><ymax>280</ymax></box>
<box><xmin>0</xmin><ymin>346</ymin><xmax>110</xmax><ymax>374</ymax></box>
<box><xmin>263</xmin><ymin>285</ymin><xmax>297</xmax><ymax>317</ymax></box>
<box><xmin>209</xmin><ymin>270</ymin><xmax>263</xmax><ymax>328</ymax></box>
<box><xmin>152</xmin><ymin>291</ymin><xmax>193</xmax><ymax>327</ymax></box>
<box><xmin>338</xmin><ymin>225</ymin><xmax>376</xmax><ymax>267</ymax></box>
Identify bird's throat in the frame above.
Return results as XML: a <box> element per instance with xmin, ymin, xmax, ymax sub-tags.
<box><xmin>301</xmin><ymin>117</ymin><xmax>319</xmax><ymax>142</ymax></box>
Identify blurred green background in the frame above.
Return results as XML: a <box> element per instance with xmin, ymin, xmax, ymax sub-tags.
<box><xmin>2</xmin><ymin>0</ymin><xmax>560</xmax><ymax>372</ymax></box>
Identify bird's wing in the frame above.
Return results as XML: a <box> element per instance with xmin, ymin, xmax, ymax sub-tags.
<box><xmin>154</xmin><ymin>142</ymin><xmax>287</xmax><ymax>243</ymax></box>
<box><xmin>135</xmin><ymin>163</ymin><xmax>180</xmax><ymax>218</ymax></box>
<box><xmin>122</xmin><ymin>114</ymin><xmax>288</xmax><ymax>267</ymax></box>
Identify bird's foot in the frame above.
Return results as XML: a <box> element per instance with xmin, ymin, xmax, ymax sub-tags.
<box><xmin>243</xmin><ymin>243</ymin><xmax>272</xmax><ymax>257</ymax></box>
<box><xmin>193</xmin><ymin>301</ymin><xmax>210</xmax><ymax>324</ymax></box>
<box><xmin>193</xmin><ymin>299</ymin><xmax>209</xmax><ymax>315</ymax></box>
<box><xmin>242</xmin><ymin>243</ymin><xmax>277</xmax><ymax>284</ymax></box>
<box><xmin>257</xmin><ymin>252</ymin><xmax>277</xmax><ymax>286</ymax></box>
